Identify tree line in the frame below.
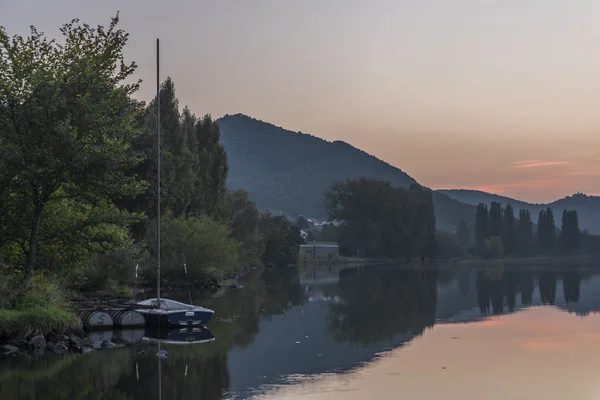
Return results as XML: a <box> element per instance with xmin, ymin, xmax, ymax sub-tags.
<box><xmin>0</xmin><ymin>15</ymin><xmax>303</xmax><ymax>298</ymax></box>
<box><xmin>471</xmin><ymin>202</ymin><xmax>581</xmax><ymax>258</ymax></box>
<box><xmin>323</xmin><ymin>178</ymin><xmax>437</xmax><ymax>260</ymax></box>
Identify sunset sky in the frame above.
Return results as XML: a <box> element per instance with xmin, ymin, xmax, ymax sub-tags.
<box><xmin>4</xmin><ymin>1</ymin><xmax>600</xmax><ymax>203</ymax></box>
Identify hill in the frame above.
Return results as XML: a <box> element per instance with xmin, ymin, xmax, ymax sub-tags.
<box><xmin>217</xmin><ymin>114</ymin><xmax>475</xmax><ymax>231</ymax></box>
<box><xmin>439</xmin><ymin>189</ymin><xmax>600</xmax><ymax>234</ymax></box>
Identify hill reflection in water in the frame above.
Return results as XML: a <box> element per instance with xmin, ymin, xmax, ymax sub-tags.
<box><xmin>2</xmin><ymin>259</ymin><xmax>600</xmax><ymax>400</ymax></box>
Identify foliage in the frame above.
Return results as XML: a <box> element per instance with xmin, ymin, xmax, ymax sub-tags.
<box><xmin>475</xmin><ymin>203</ymin><xmax>489</xmax><ymax>250</ymax></box>
<box><xmin>0</xmin><ymin>15</ymin><xmax>145</xmax><ymax>280</ymax></box>
<box><xmin>142</xmin><ymin>216</ymin><xmax>241</xmax><ymax>284</ymax></box>
<box><xmin>517</xmin><ymin>209</ymin><xmax>534</xmax><ymax>256</ymax></box>
<box><xmin>537</xmin><ymin>207</ymin><xmax>556</xmax><ymax>254</ymax></box>
<box><xmin>436</xmin><ymin>231</ymin><xmax>464</xmax><ymax>259</ymax></box>
<box><xmin>0</xmin><ymin>274</ymin><xmax>80</xmax><ymax>338</ymax></box>
<box><xmin>456</xmin><ymin>219</ymin><xmax>470</xmax><ymax>246</ymax></box>
<box><xmin>325</xmin><ymin>178</ymin><xmax>436</xmax><ymax>260</ymax></box>
<box><xmin>217</xmin><ymin>114</ymin><xmax>475</xmax><ymax>230</ymax></box>
<box><xmin>0</xmin><ymin>306</ymin><xmax>81</xmax><ymax>339</ymax></box>
<box><xmin>75</xmin><ymin>241</ymin><xmax>147</xmax><ymax>293</ymax></box>
<box><xmin>123</xmin><ymin>79</ymin><xmax>229</xmax><ymax>224</ymax></box>
<box><xmin>483</xmin><ymin>236</ymin><xmax>504</xmax><ymax>259</ymax></box>
<box><xmin>559</xmin><ymin>209</ymin><xmax>580</xmax><ymax>254</ymax></box>
<box><xmin>259</xmin><ymin>213</ymin><xmax>304</xmax><ymax>267</ymax></box>
<box><xmin>227</xmin><ymin>189</ymin><xmax>263</xmax><ymax>267</ymax></box>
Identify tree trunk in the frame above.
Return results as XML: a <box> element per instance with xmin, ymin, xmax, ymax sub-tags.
<box><xmin>24</xmin><ymin>206</ymin><xmax>44</xmax><ymax>285</ymax></box>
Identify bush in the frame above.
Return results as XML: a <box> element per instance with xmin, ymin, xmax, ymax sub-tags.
<box><xmin>13</xmin><ymin>274</ymin><xmax>69</xmax><ymax>310</ymax></box>
<box><xmin>483</xmin><ymin>236</ymin><xmax>504</xmax><ymax>259</ymax></box>
<box><xmin>0</xmin><ymin>306</ymin><xmax>81</xmax><ymax>339</ymax></box>
<box><xmin>75</xmin><ymin>241</ymin><xmax>147</xmax><ymax>293</ymax></box>
<box><xmin>436</xmin><ymin>231</ymin><xmax>464</xmax><ymax>259</ymax></box>
<box><xmin>0</xmin><ymin>274</ymin><xmax>81</xmax><ymax>339</ymax></box>
<box><xmin>142</xmin><ymin>215</ymin><xmax>241</xmax><ymax>284</ymax></box>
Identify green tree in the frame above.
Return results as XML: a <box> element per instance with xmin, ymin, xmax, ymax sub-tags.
<box><xmin>517</xmin><ymin>209</ymin><xmax>533</xmax><ymax>256</ymax></box>
<box><xmin>324</xmin><ymin>178</ymin><xmax>436</xmax><ymax>260</ymax></box>
<box><xmin>560</xmin><ymin>209</ymin><xmax>580</xmax><ymax>254</ymax></box>
<box><xmin>259</xmin><ymin>213</ymin><xmax>304</xmax><ymax>267</ymax></box>
<box><xmin>503</xmin><ymin>204</ymin><xmax>515</xmax><ymax>254</ymax></box>
<box><xmin>489</xmin><ymin>202</ymin><xmax>503</xmax><ymax>238</ymax></box>
<box><xmin>456</xmin><ymin>219</ymin><xmax>470</xmax><ymax>246</ymax></box>
<box><xmin>537</xmin><ymin>207</ymin><xmax>556</xmax><ymax>254</ymax></box>
<box><xmin>0</xmin><ymin>15</ymin><xmax>145</xmax><ymax>281</ymax></box>
<box><xmin>475</xmin><ymin>203</ymin><xmax>489</xmax><ymax>252</ymax></box>
<box><xmin>189</xmin><ymin>115</ymin><xmax>229</xmax><ymax>218</ymax></box>
<box><xmin>227</xmin><ymin>189</ymin><xmax>263</xmax><ymax>266</ymax></box>
<box><xmin>296</xmin><ymin>216</ymin><xmax>309</xmax><ymax>230</ymax></box>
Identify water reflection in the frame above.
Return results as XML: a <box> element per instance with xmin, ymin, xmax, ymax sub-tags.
<box><xmin>3</xmin><ymin>260</ymin><xmax>600</xmax><ymax>399</ymax></box>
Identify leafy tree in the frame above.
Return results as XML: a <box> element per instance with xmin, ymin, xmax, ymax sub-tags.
<box><xmin>537</xmin><ymin>207</ymin><xmax>556</xmax><ymax>254</ymax></box>
<box><xmin>227</xmin><ymin>189</ymin><xmax>263</xmax><ymax>267</ymax></box>
<box><xmin>324</xmin><ymin>178</ymin><xmax>436</xmax><ymax>260</ymax></box>
<box><xmin>296</xmin><ymin>216</ymin><xmax>309</xmax><ymax>230</ymax></box>
<box><xmin>489</xmin><ymin>202</ymin><xmax>503</xmax><ymax>238</ymax></box>
<box><xmin>0</xmin><ymin>15</ymin><xmax>145</xmax><ymax>281</ymax></box>
<box><xmin>259</xmin><ymin>213</ymin><xmax>304</xmax><ymax>267</ymax></box>
<box><xmin>143</xmin><ymin>215</ymin><xmax>241</xmax><ymax>285</ymax></box>
<box><xmin>189</xmin><ymin>115</ymin><xmax>229</xmax><ymax>218</ymax></box>
<box><xmin>456</xmin><ymin>219</ymin><xmax>470</xmax><ymax>246</ymax></box>
<box><xmin>475</xmin><ymin>203</ymin><xmax>489</xmax><ymax>252</ymax></box>
<box><xmin>503</xmin><ymin>204</ymin><xmax>515</xmax><ymax>254</ymax></box>
<box><xmin>517</xmin><ymin>209</ymin><xmax>533</xmax><ymax>256</ymax></box>
<box><xmin>559</xmin><ymin>209</ymin><xmax>580</xmax><ymax>254</ymax></box>
<box><xmin>436</xmin><ymin>231</ymin><xmax>464</xmax><ymax>259</ymax></box>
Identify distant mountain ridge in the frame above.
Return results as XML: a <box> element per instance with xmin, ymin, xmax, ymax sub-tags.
<box><xmin>217</xmin><ymin>113</ymin><xmax>475</xmax><ymax>230</ymax></box>
<box><xmin>439</xmin><ymin>189</ymin><xmax>600</xmax><ymax>234</ymax></box>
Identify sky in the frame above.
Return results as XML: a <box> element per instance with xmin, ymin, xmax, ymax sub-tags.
<box><xmin>4</xmin><ymin>0</ymin><xmax>600</xmax><ymax>203</ymax></box>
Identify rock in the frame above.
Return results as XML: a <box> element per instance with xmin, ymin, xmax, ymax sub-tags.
<box><xmin>51</xmin><ymin>342</ymin><xmax>68</xmax><ymax>355</ymax></box>
<box><xmin>80</xmin><ymin>346</ymin><xmax>93</xmax><ymax>355</ymax></box>
<box><xmin>28</xmin><ymin>335</ymin><xmax>46</xmax><ymax>349</ymax></box>
<box><xmin>0</xmin><ymin>345</ymin><xmax>20</xmax><ymax>357</ymax></box>
<box><xmin>101</xmin><ymin>340</ymin><xmax>115</xmax><ymax>349</ymax></box>
<box><xmin>91</xmin><ymin>341</ymin><xmax>103</xmax><ymax>350</ymax></box>
<box><xmin>6</xmin><ymin>339</ymin><xmax>28</xmax><ymax>349</ymax></box>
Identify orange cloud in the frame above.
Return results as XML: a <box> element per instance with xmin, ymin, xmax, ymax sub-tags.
<box><xmin>510</xmin><ymin>160</ymin><xmax>570</xmax><ymax>169</ymax></box>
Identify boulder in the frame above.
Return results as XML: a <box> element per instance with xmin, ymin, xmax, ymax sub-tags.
<box><xmin>28</xmin><ymin>335</ymin><xmax>46</xmax><ymax>349</ymax></box>
<box><xmin>51</xmin><ymin>341</ymin><xmax>68</xmax><ymax>355</ymax></box>
<box><xmin>6</xmin><ymin>339</ymin><xmax>28</xmax><ymax>349</ymax></box>
<box><xmin>0</xmin><ymin>345</ymin><xmax>19</xmax><ymax>357</ymax></box>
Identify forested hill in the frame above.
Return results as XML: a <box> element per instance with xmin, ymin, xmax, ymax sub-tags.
<box><xmin>439</xmin><ymin>189</ymin><xmax>600</xmax><ymax>234</ymax></box>
<box><xmin>217</xmin><ymin>113</ymin><xmax>475</xmax><ymax>230</ymax></box>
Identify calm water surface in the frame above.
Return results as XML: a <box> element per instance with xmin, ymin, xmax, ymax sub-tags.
<box><xmin>3</xmin><ymin>260</ymin><xmax>600</xmax><ymax>399</ymax></box>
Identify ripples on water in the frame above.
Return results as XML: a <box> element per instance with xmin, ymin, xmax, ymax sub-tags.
<box><xmin>3</xmin><ymin>260</ymin><xmax>600</xmax><ymax>399</ymax></box>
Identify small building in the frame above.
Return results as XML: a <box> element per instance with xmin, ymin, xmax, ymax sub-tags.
<box><xmin>299</xmin><ymin>241</ymin><xmax>339</xmax><ymax>262</ymax></box>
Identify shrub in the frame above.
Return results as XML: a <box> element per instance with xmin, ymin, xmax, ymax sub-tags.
<box><xmin>75</xmin><ymin>241</ymin><xmax>147</xmax><ymax>293</ymax></box>
<box><xmin>0</xmin><ymin>306</ymin><xmax>81</xmax><ymax>339</ymax></box>
<box><xmin>142</xmin><ymin>215</ymin><xmax>241</xmax><ymax>284</ymax></box>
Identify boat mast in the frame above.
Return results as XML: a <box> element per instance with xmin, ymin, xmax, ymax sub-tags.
<box><xmin>156</xmin><ymin>38</ymin><xmax>161</xmax><ymax>303</ymax></box>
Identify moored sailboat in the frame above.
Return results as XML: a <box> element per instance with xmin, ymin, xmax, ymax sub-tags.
<box><xmin>136</xmin><ymin>38</ymin><xmax>215</xmax><ymax>328</ymax></box>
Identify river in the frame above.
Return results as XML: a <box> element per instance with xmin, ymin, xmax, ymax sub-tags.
<box><xmin>2</xmin><ymin>259</ymin><xmax>600</xmax><ymax>399</ymax></box>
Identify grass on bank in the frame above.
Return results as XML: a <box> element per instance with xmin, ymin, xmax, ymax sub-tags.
<box><xmin>0</xmin><ymin>307</ymin><xmax>81</xmax><ymax>339</ymax></box>
<box><xmin>0</xmin><ymin>274</ymin><xmax>82</xmax><ymax>340</ymax></box>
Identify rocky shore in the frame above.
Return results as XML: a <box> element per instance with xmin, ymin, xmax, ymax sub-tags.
<box><xmin>0</xmin><ymin>333</ymin><xmax>121</xmax><ymax>359</ymax></box>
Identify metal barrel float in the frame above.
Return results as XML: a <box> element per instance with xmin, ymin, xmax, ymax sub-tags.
<box><xmin>87</xmin><ymin>330</ymin><xmax>114</xmax><ymax>343</ymax></box>
<box><xmin>106</xmin><ymin>309</ymin><xmax>146</xmax><ymax>327</ymax></box>
<box><xmin>76</xmin><ymin>310</ymin><xmax>113</xmax><ymax>329</ymax></box>
<box><xmin>114</xmin><ymin>328</ymin><xmax>146</xmax><ymax>344</ymax></box>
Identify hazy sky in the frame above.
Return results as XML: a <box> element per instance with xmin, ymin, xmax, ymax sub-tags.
<box><xmin>4</xmin><ymin>1</ymin><xmax>600</xmax><ymax>203</ymax></box>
